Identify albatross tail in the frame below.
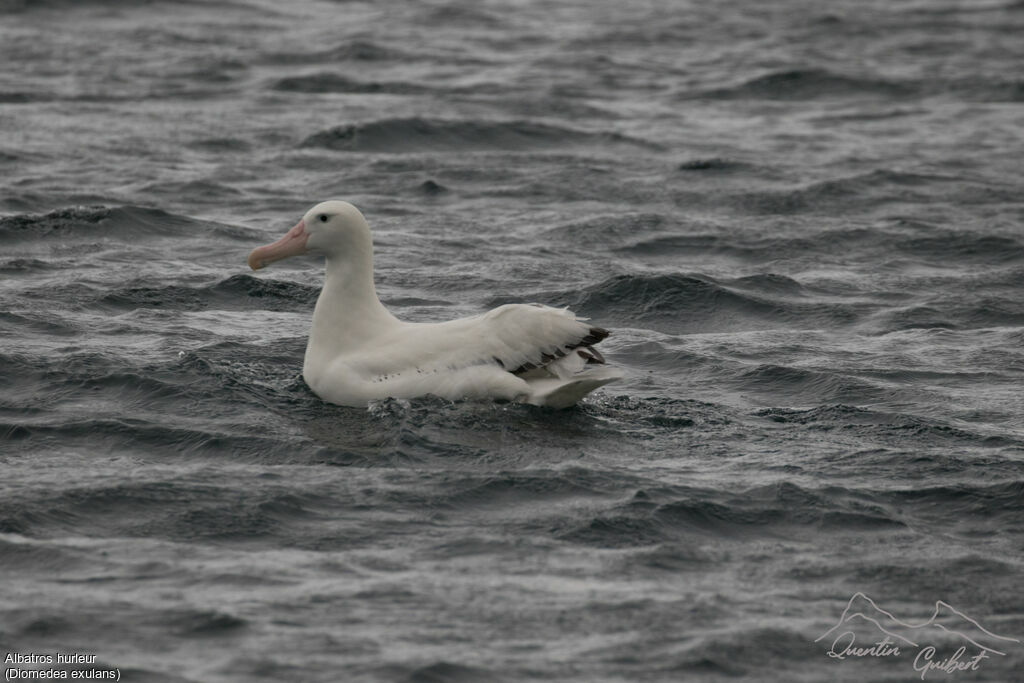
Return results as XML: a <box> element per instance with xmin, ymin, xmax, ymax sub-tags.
<box><xmin>520</xmin><ymin>348</ymin><xmax>622</xmax><ymax>409</ymax></box>
<box><xmin>524</xmin><ymin>367</ymin><xmax>623</xmax><ymax>409</ymax></box>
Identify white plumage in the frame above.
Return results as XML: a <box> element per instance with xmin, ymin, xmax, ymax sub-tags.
<box><xmin>247</xmin><ymin>201</ymin><xmax>621</xmax><ymax>408</ymax></box>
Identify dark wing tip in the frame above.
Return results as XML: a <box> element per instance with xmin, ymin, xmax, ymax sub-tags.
<box><xmin>509</xmin><ymin>326</ymin><xmax>612</xmax><ymax>375</ymax></box>
<box><xmin>577</xmin><ymin>327</ymin><xmax>610</xmax><ymax>346</ymax></box>
<box><xmin>568</xmin><ymin>326</ymin><xmax>611</xmax><ymax>350</ymax></box>
<box><xmin>577</xmin><ymin>346</ymin><xmax>605</xmax><ymax>365</ymax></box>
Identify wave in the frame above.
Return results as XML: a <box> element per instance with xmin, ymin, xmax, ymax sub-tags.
<box><xmin>676</xmin><ymin>158</ymin><xmax>759</xmax><ymax>173</ymax></box>
<box><xmin>736</xmin><ymin>364</ymin><xmax>889</xmax><ymax>405</ymax></box>
<box><xmin>168</xmin><ymin>610</ymin><xmax>247</xmax><ymax>637</ymax></box>
<box><xmin>730</xmin><ymin>273</ymin><xmax>808</xmax><ymax>295</ymax></box>
<box><xmin>470</xmin><ymin>93</ymin><xmax>619</xmax><ymax>121</ymax></box>
<box><xmin>370</xmin><ymin>662</ymin><xmax>504</xmax><ymax>683</ymax></box>
<box><xmin>690</xmin><ymin>68</ymin><xmax>1024</xmax><ymax>104</ymax></box>
<box><xmin>693</xmin><ymin>68</ymin><xmax>917</xmax><ymax>100</ymax></box>
<box><xmin>98</xmin><ymin>274</ymin><xmax>318</xmax><ymax>312</ymax></box>
<box><xmin>433</xmin><ymin>469</ymin><xmax>618</xmax><ymax>510</ymax></box>
<box><xmin>1</xmin><ymin>0</ymin><xmax>243</xmax><ymax>11</ymax></box>
<box><xmin>895</xmin><ymin>231</ymin><xmax>1024</xmax><ymax>264</ymax></box>
<box><xmin>0</xmin><ymin>477</ymin><xmax>343</xmax><ymax>540</ymax></box>
<box><xmin>875</xmin><ymin>305</ymin><xmax>959</xmax><ymax>332</ymax></box>
<box><xmin>0</xmin><ymin>91</ymin><xmax>53</xmax><ymax>104</ymax></box>
<box><xmin>419</xmin><ymin>4</ymin><xmax>504</xmax><ymax>28</ymax></box>
<box><xmin>543</xmin><ymin>212</ymin><xmax>672</xmax><ymax>245</ymax></box>
<box><xmin>560</xmin><ymin>477</ymin><xmax>1023</xmax><ymax>551</ymax></box>
<box><xmin>674</xmin><ymin>168</ymin><xmax>1021</xmax><ymax>216</ymax></box>
<box><xmin>7</xmin><ymin>274</ymin><xmax>317</xmax><ymax>317</ymax></box>
<box><xmin>0</xmin><ymin>417</ymin><xmax>292</xmax><ymax>464</ymax></box>
<box><xmin>263</xmin><ymin>40</ymin><xmax>410</xmax><ymax>66</ymax></box>
<box><xmin>665</xmin><ymin>627</ymin><xmax>817</xmax><ymax>677</ymax></box>
<box><xmin>715</xmin><ymin>169</ymin><xmax>955</xmax><ymax>215</ymax></box>
<box><xmin>269</xmin><ymin>73</ymin><xmax>427</xmax><ymax>95</ymax></box>
<box><xmin>0</xmin><ymin>340</ymin><xmax>308</xmax><ymax>429</ymax></box>
<box><xmin>874</xmin><ymin>296</ymin><xmax>1024</xmax><ymax>333</ymax></box>
<box><xmin>811</xmin><ymin>107</ymin><xmax>928</xmax><ymax>123</ymax></box>
<box><xmin>611</xmin><ymin>342</ymin><xmax>723</xmax><ymax>379</ymax></box>
<box><xmin>0</xmin><ymin>311</ymin><xmax>78</xmax><ymax>337</ymax></box>
<box><xmin>615</xmin><ymin>220</ymin><xmax>1024</xmax><ymax>280</ymax></box>
<box><xmin>0</xmin><ymin>258</ymin><xmax>57</xmax><ymax>273</ymax></box>
<box><xmin>300</xmin><ymin>118</ymin><xmax>656</xmax><ymax>153</ymax></box>
<box><xmin>186</xmin><ymin>137</ymin><xmax>252</xmax><ymax>153</ymax></box>
<box><xmin>417</xmin><ymin>179</ymin><xmax>449</xmax><ymax>197</ymax></box>
<box><xmin>547</xmin><ymin>273</ymin><xmax>859</xmax><ymax>334</ymax></box>
<box><xmin>0</xmin><ymin>205</ymin><xmax>254</xmax><ymax>243</ymax></box>
<box><xmin>0</xmin><ymin>536</ymin><xmax>90</xmax><ymax>574</ymax></box>
<box><xmin>756</xmin><ymin>405</ymin><xmax>1018</xmax><ymax>447</ymax></box>
<box><xmin>558</xmin><ymin>481</ymin><xmax>908</xmax><ymax>547</ymax></box>
<box><xmin>884</xmin><ymin>480</ymin><xmax>1024</xmax><ymax>517</ymax></box>
<box><xmin>138</xmin><ymin>179</ymin><xmax>244</xmax><ymax>201</ymax></box>
<box><xmin>948</xmin><ymin>77</ymin><xmax>1024</xmax><ymax>102</ymax></box>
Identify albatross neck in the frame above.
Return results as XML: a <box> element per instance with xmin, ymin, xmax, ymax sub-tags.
<box><xmin>308</xmin><ymin>251</ymin><xmax>398</xmax><ymax>353</ymax></box>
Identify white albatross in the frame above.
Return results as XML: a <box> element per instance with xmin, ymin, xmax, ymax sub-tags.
<box><xmin>247</xmin><ymin>201</ymin><xmax>621</xmax><ymax>408</ymax></box>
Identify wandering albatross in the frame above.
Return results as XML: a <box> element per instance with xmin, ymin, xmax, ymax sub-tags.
<box><xmin>247</xmin><ymin>201</ymin><xmax>621</xmax><ymax>409</ymax></box>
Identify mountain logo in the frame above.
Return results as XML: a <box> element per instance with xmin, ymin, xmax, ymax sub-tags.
<box><xmin>816</xmin><ymin>592</ymin><xmax>1021</xmax><ymax>678</ymax></box>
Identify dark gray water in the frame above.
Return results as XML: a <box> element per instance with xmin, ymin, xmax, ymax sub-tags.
<box><xmin>2</xmin><ymin>1</ymin><xmax>1024</xmax><ymax>681</ymax></box>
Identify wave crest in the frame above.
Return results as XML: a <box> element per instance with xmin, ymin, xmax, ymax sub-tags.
<box><xmin>301</xmin><ymin>118</ymin><xmax>656</xmax><ymax>153</ymax></box>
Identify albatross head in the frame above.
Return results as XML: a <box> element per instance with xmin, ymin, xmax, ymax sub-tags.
<box><xmin>247</xmin><ymin>200</ymin><xmax>372</xmax><ymax>270</ymax></box>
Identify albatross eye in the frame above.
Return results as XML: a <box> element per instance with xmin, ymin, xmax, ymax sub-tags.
<box><xmin>318</xmin><ymin>214</ymin><xmax>328</xmax><ymax>223</ymax></box>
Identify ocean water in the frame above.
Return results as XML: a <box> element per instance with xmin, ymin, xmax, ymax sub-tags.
<box><xmin>2</xmin><ymin>0</ymin><xmax>1024</xmax><ymax>681</ymax></box>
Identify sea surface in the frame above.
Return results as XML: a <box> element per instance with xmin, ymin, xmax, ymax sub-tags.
<box><xmin>2</xmin><ymin>1</ymin><xmax>1024</xmax><ymax>681</ymax></box>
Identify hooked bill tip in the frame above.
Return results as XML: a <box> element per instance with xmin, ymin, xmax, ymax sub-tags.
<box><xmin>246</xmin><ymin>218</ymin><xmax>308</xmax><ymax>271</ymax></box>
